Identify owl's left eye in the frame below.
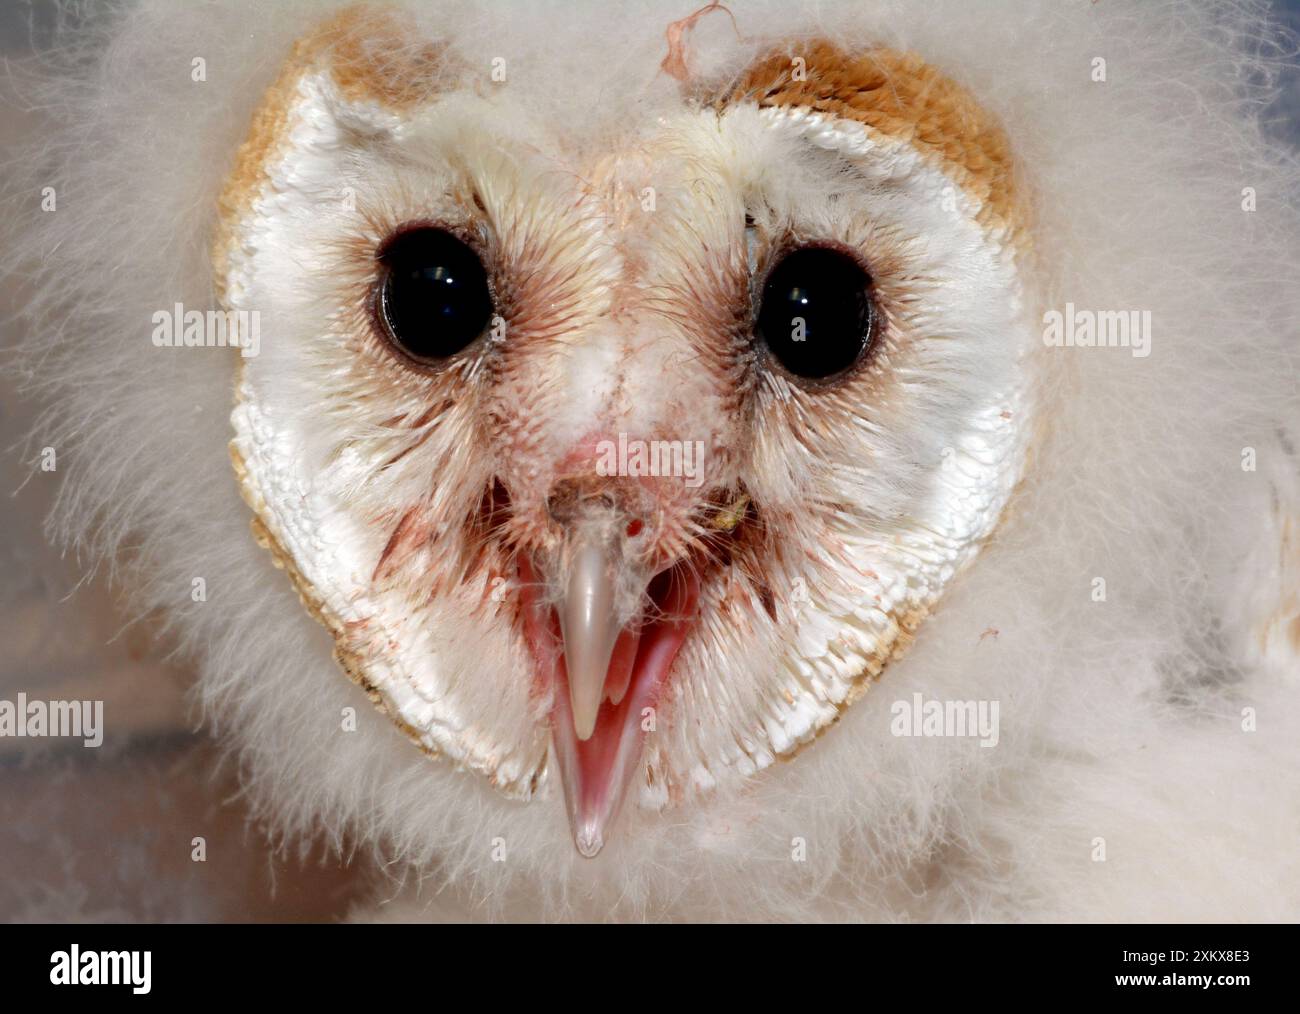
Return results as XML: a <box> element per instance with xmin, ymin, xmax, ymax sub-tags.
<box><xmin>754</xmin><ymin>246</ymin><xmax>875</xmax><ymax>380</ymax></box>
<box><xmin>378</xmin><ymin>227</ymin><xmax>494</xmax><ymax>360</ymax></box>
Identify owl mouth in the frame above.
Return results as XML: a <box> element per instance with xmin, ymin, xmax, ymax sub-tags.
<box><xmin>518</xmin><ymin>552</ymin><xmax>701</xmax><ymax>857</ymax></box>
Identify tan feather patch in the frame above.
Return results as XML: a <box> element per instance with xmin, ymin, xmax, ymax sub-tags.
<box><xmin>715</xmin><ymin>40</ymin><xmax>1028</xmax><ymax>243</ymax></box>
<box><xmin>214</xmin><ymin>3</ymin><xmax>448</xmax><ymax>297</ymax></box>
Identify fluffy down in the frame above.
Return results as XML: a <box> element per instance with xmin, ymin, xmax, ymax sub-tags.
<box><xmin>4</xmin><ymin>0</ymin><xmax>1299</xmax><ymax>920</ymax></box>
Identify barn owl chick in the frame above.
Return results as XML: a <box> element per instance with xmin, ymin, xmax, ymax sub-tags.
<box><xmin>8</xmin><ymin>0</ymin><xmax>1300</xmax><ymax>921</ymax></box>
<box><xmin>220</xmin><ymin>6</ymin><xmax>1032</xmax><ymax>857</ymax></box>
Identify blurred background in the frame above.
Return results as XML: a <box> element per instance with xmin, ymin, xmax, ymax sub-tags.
<box><xmin>1</xmin><ymin>0</ymin><xmax>1297</xmax><ymax>922</ymax></box>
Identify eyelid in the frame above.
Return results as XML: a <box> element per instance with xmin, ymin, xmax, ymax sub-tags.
<box><xmin>375</xmin><ymin>217</ymin><xmax>486</xmax><ymax>264</ymax></box>
<box><xmin>759</xmin><ymin>235</ymin><xmax>874</xmax><ymax>282</ymax></box>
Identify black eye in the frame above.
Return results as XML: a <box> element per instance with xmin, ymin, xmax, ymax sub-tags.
<box><xmin>754</xmin><ymin>246</ymin><xmax>874</xmax><ymax>380</ymax></box>
<box><xmin>378</xmin><ymin>227</ymin><xmax>494</xmax><ymax>360</ymax></box>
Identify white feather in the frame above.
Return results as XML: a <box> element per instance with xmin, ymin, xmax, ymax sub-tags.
<box><xmin>4</xmin><ymin>0</ymin><xmax>1298</xmax><ymax>920</ymax></box>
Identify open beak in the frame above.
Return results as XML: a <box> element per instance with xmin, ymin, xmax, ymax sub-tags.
<box><xmin>519</xmin><ymin>529</ymin><xmax>700</xmax><ymax>857</ymax></box>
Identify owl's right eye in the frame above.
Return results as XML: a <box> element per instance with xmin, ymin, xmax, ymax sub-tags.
<box><xmin>378</xmin><ymin>227</ymin><xmax>494</xmax><ymax>361</ymax></box>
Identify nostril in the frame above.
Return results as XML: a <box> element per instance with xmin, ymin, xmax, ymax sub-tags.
<box><xmin>545</xmin><ymin>480</ymin><xmax>576</xmax><ymax>520</ymax></box>
<box><xmin>546</xmin><ymin>479</ymin><xmax>615</xmax><ymax>522</ymax></box>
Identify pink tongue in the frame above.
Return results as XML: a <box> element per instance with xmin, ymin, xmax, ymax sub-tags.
<box><xmin>519</xmin><ymin>559</ymin><xmax>699</xmax><ymax>857</ymax></box>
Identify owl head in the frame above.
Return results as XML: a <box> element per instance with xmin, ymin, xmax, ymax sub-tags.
<box><xmin>218</xmin><ymin>4</ymin><xmax>1034</xmax><ymax>856</ymax></box>
<box><xmin>15</xmin><ymin>0</ymin><xmax>1296</xmax><ymax>920</ymax></box>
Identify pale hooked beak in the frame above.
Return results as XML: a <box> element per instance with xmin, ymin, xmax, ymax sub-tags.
<box><xmin>518</xmin><ymin>510</ymin><xmax>701</xmax><ymax>858</ymax></box>
<box><xmin>558</xmin><ymin>534</ymin><xmax>624</xmax><ymax>741</ymax></box>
